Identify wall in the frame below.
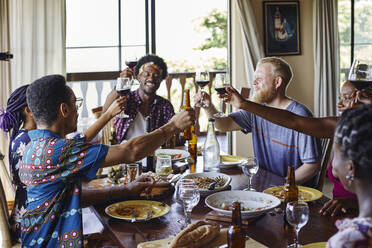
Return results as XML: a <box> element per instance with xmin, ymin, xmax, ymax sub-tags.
<box><xmin>231</xmin><ymin>0</ymin><xmax>315</xmax><ymax>157</ymax></box>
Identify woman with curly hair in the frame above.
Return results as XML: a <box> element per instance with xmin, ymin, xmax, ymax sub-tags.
<box><xmin>327</xmin><ymin>104</ymin><xmax>372</xmax><ymax>247</ymax></box>
<box><xmin>0</xmin><ymin>85</ymin><xmax>36</xmax><ymax>242</ymax></box>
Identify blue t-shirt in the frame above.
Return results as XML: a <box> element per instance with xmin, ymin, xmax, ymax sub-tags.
<box><xmin>19</xmin><ymin>129</ymin><xmax>108</xmax><ymax>248</ymax></box>
<box><xmin>230</xmin><ymin>100</ymin><xmax>320</xmax><ymax>185</ymax></box>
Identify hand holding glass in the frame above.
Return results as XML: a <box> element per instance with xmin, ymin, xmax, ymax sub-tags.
<box><xmin>214</xmin><ymin>74</ymin><xmax>229</xmax><ymax>118</ymax></box>
<box><xmin>179</xmin><ymin>182</ymin><xmax>200</xmax><ymax>226</ymax></box>
<box><xmin>286</xmin><ymin>201</ymin><xmax>309</xmax><ymax>248</ymax></box>
<box><xmin>116</xmin><ymin>77</ymin><xmax>132</xmax><ymax>118</ymax></box>
<box><xmin>195</xmin><ymin>71</ymin><xmax>210</xmax><ymax>107</ymax></box>
<box><xmin>241</xmin><ymin>157</ymin><xmax>259</xmax><ymax>191</ymax></box>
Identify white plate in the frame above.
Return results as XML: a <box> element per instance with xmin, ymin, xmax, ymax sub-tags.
<box><xmin>181</xmin><ymin>172</ymin><xmax>231</xmax><ymax>196</ymax></box>
<box><xmin>219</xmin><ymin>155</ymin><xmax>244</xmax><ymax>168</ymax></box>
<box><xmin>155</xmin><ymin>149</ymin><xmax>190</xmax><ymax>162</ymax></box>
<box><xmin>205</xmin><ymin>190</ymin><xmax>281</xmax><ymax>219</ymax></box>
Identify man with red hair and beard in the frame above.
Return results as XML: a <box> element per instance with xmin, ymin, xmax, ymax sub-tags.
<box><xmin>195</xmin><ymin>57</ymin><xmax>321</xmax><ymax>186</ymax></box>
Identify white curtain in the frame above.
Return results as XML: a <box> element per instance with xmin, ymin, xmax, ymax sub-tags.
<box><xmin>9</xmin><ymin>0</ymin><xmax>66</xmax><ymax>88</ymax></box>
<box><xmin>313</xmin><ymin>0</ymin><xmax>339</xmax><ymax>117</ymax></box>
<box><xmin>235</xmin><ymin>0</ymin><xmax>265</xmax><ymax>87</ymax></box>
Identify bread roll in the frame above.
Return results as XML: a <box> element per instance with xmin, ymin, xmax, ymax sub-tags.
<box><xmin>169</xmin><ymin>221</ymin><xmax>220</xmax><ymax>248</ymax></box>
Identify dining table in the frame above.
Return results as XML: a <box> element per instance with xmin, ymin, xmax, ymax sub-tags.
<box><xmin>82</xmin><ymin>156</ymin><xmax>357</xmax><ymax>248</ymax></box>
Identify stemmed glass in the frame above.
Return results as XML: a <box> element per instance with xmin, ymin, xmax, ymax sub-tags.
<box><xmin>214</xmin><ymin>73</ymin><xmax>230</xmax><ymax>118</ymax></box>
<box><xmin>179</xmin><ymin>181</ymin><xmax>200</xmax><ymax>227</ymax></box>
<box><xmin>195</xmin><ymin>71</ymin><xmax>210</xmax><ymax>107</ymax></box>
<box><xmin>116</xmin><ymin>77</ymin><xmax>133</xmax><ymax>118</ymax></box>
<box><xmin>241</xmin><ymin>157</ymin><xmax>259</xmax><ymax>191</ymax></box>
<box><xmin>286</xmin><ymin>201</ymin><xmax>309</xmax><ymax>248</ymax></box>
<box><xmin>348</xmin><ymin>59</ymin><xmax>372</xmax><ymax>91</ymax></box>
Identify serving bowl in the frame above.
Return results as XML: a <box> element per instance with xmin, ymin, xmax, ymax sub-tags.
<box><xmin>180</xmin><ymin>172</ymin><xmax>231</xmax><ymax>196</ymax></box>
<box><xmin>205</xmin><ymin>190</ymin><xmax>281</xmax><ymax>219</ymax></box>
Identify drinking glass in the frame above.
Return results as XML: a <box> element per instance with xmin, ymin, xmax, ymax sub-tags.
<box><xmin>348</xmin><ymin>59</ymin><xmax>372</xmax><ymax>91</ymax></box>
<box><xmin>155</xmin><ymin>155</ymin><xmax>173</xmax><ymax>177</ymax></box>
<box><xmin>286</xmin><ymin>201</ymin><xmax>309</xmax><ymax>248</ymax></box>
<box><xmin>116</xmin><ymin>77</ymin><xmax>132</xmax><ymax>118</ymax></box>
<box><xmin>214</xmin><ymin>74</ymin><xmax>229</xmax><ymax>118</ymax></box>
<box><xmin>195</xmin><ymin>71</ymin><xmax>210</xmax><ymax>107</ymax></box>
<box><xmin>175</xmin><ymin>178</ymin><xmax>195</xmax><ymax>204</ymax></box>
<box><xmin>126</xmin><ymin>164</ymin><xmax>139</xmax><ymax>183</ymax></box>
<box><xmin>179</xmin><ymin>181</ymin><xmax>200</xmax><ymax>226</ymax></box>
<box><xmin>241</xmin><ymin>157</ymin><xmax>259</xmax><ymax>191</ymax></box>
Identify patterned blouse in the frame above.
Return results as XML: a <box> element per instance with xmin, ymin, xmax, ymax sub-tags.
<box><xmin>113</xmin><ymin>89</ymin><xmax>174</xmax><ymax>143</ymax></box>
<box><xmin>19</xmin><ymin>129</ymin><xmax>108</xmax><ymax>247</ymax></box>
<box><xmin>327</xmin><ymin>217</ymin><xmax>372</xmax><ymax>248</ymax></box>
<box><xmin>8</xmin><ymin>129</ymin><xmax>30</xmax><ymax>242</ymax></box>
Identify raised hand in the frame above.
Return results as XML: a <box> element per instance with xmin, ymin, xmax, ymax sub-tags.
<box><xmin>224</xmin><ymin>86</ymin><xmax>247</xmax><ymax>109</ymax></box>
<box><xmin>120</xmin><ymin>67</ymin><xmax>135</xmax><ymax>79</ymax></box>
<box><xmin>169</xmin><ymin>108</ymin><xmax>196</xmax><ymax>131</ymax></box>
<box><xmin>194</xmin><ymin>91</ymin><xmax>212</xmax><ymax>108</ymax></box>
<box><xmin>106</xmin><ymin>96</ymin><xmax>127</xmax><ymax>118</ymax></box>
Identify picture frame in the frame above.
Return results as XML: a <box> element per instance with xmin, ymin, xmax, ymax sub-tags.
<box><xmin>263</xmin><ymin>1</ymin><xmax>301</xmax><ymax>56</ymax></box>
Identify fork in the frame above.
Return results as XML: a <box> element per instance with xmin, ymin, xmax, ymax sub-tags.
<box><xmin>131</xmin><ymin>210</ymin><xmax>139</xmax><ymax>223</ymax></box>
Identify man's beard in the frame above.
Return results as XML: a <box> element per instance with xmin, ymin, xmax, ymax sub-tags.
<box><xmin>252</xmin><ymin>84</ymin><xmax>276</xmax><ymax>104</ymax></box>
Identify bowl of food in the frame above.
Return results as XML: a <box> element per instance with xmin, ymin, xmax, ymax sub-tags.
<box><xmin>205</xmin><ymin>190</ymin><xmax>281</xmax><ymax>219</ymax></box>
<box><xmin>181</xmin><ymin>172</ymin><xmax>231</xmax><ymax>196</ymax></box>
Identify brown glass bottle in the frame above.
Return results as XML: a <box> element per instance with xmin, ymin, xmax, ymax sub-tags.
<box><xmin>283</xmin><ymin>165</ymin><xmax>298</xmax><ymax>240</ymax></box>
<box><xmin>182</xmin><ymin>89</ymin><xmax>192</xmax><ymax>140</ymax></box>
<box><xmin>284</xmin><ymin>165</ymin><xmax>298</xmax><ymax>205</ymax></box>
<box><xmin>227</xmin><ymin>202</ymin><xmax>245</xmax><ymax>248</ymax></box>
<box><xmin>188</xmin><ymin>125</ymin><xmax>197</xmax><ymax>173</ymax></box>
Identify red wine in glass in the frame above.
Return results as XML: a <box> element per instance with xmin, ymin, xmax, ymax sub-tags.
<box><xmin>196</xmin><ymin>80</ymin><xmax>209</xmax><ymax>88</ymax></box>
<box><xmin>125</xmin><ymin>60</ymin><xmax>138</xmax><ymax>68</ymax></box>
<box><xmin>215</xmin><ymin>87</ymin><xmax>227</xmax><ymax>95</ymax></box>
<box><xmin>117</xmin><ymin>88</ymin><xmax>131</xmax><ymax>96</ymax></box>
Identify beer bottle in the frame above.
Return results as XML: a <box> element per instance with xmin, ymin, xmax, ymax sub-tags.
<box><xmin>284</xmin><ymin>165</ymin><xmax>298</xmax><ymax>205</ymax></box>
<box><xmin>144</xmin><ymin>116</ymin><xmax>155</xmax><ymax>172</ymax></box>
<box><xmin>283</xmin><ymin>165</ymin><xmax>298</xmax><ymax>238</ymax></box>
<box><xmin>188</xmin><ymin>125</ymin><xmax>197</xmax><ymax>173</ymax></box>
<box><xmin>227</xmin><ymin>201</ymin><xmax>245</xmax><ymax>248</ymax></box>
<box><xmin>182</xmin><ymin>89</ymin><xmax>192</xmax><ymax>140</ymax></box>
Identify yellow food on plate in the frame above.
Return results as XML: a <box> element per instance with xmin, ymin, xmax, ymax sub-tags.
<box><xmin>264</xmin><ymin>186</ymin><xmax>322</xmax><ymax>202</ymax></box>
<box><xmin>220</xmin><ymin>155</ymin><xmax>243</xmax><ymax>163</ymax></box>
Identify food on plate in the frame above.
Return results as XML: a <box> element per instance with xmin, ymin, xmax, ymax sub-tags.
<box><xmin>107</xmin><ymin>165</ymin><xmax>125</xmax><ymax>184</ymax></box>
<box><xmin>270</xmin><ymin>187</ymin><xmax>313</xmax><ymax>201</ymax></box>
<box><xmin>192</xmin><ymin>176</ymin><xmax>227</xmax><ymax>190</ymax></box>
<box><xmin>218</xmin><ymin>201</ymin><xmax>270</xmax><ymax>211</ymax></box>
<box><xmin>115</xmin><ymin>204</ymin><xmax>152</xmax><ymax>218</ymax></box>
<box><xmin>142</xmin><ymin>171</ymin><xmax>172</xmax><ymax>186</ymax></box>
<box><xmin>220</xmin><ymin>155</ymin><xmax>243</xmax><ymax>163</ymax></box>
<box><xmin>156</xmin><ymin>153</ymin><xmax>182</xmax><ymax>160</ymax></box>
<box><xmin>169</xmin><ymin>221</ymin><xmax>220</xmax><ymax>248</ymax></box>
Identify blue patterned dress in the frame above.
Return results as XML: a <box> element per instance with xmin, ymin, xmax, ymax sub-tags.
<box><xmin>19</xmin><ymin>129</ymin><xmax>108</xmax><ymax>248</ymax></box>
<box><xmin>9</xmin><ymin>129</ymin><xmax>30</xmax><ymax>241</ymax></box>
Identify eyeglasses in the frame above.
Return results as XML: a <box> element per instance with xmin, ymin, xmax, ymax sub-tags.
<box><xmin>75</xmin><ymin>97</ymin><xmax>83</xmax><ymax>110</ymax></box>
<box><xmin>338</xmin><ymin>95</ymin><xmax>354</xmax><ymax>103</ymax></box>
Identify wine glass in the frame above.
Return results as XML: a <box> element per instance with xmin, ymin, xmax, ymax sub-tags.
<box><xmin>286</xmin><ymin>201</ymin><xmax>309</xmax><ymax>248</ymax></box>
<box><xmin>214</xmin><ymin>73</ymin><xmax>229</xmax><ymax>118</ymax></box>
<box><xmin>116</xmin><ymin>77</ymin><xmax>132</xmax><ymax>118</ymax></box>
<box><xmin>155</xmin><ymin>155</ymin><xmax>173</xmax><ymax>177</ymax></box>
<box><xmin>348</xmin><ymin>59</ymin><xmax>372</xmax><ymax>91</ymax></box>
<box><xmin>241</xmin><ymin>157</ymin><xmax>259</xmax><ymax>191</ymax></box>
<box><xmin>179</xmin><ymin>181</ymin><xmax>200</xmax><ymax>226</ymax></box>
<box><xmin>175</xmin><ymin>178</ymin><xmax>195</xmax><ymax>204</ymax></box>
<box><xmin>195</xmin><ymin>71</ymin><xmax>210</xmax><ymax>107</ymax></box>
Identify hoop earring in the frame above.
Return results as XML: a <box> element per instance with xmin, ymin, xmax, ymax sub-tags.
<box><xmin>345</xmin><ymin>174</ymin><xmax>354</xmax><ymax>182</ymax></box>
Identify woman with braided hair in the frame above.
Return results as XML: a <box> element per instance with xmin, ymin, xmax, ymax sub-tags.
<box><xmin>327</xmin><ymin>104</ymin><xmax>372</xmax><ymax>247</ymax></box>
<box><xmin>0</xmin><ymin>85</ymin><xmax>36</xmax><ymax>242</ymax></box>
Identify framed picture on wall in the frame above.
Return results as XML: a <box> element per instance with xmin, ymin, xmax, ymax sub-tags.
<box><xmin>263</xmin><ymin>1</ymin><xmax>301</xmax><ymax>56</ymax></box>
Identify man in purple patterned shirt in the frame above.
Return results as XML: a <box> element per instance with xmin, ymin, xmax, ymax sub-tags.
<box><xmin>103</xmin><ymin>54</ymin><xmax>174</xmax><ymax>143</ymax></box>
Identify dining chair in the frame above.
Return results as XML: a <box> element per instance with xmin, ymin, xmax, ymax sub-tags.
<box><xmin>314</xmin><ymin>138</ymin><xmax>333</xmax><ymax>191</ymax></box>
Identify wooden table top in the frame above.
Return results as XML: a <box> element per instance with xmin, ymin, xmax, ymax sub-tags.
<box><xmin>83</xmin><ymin>158</ymin><xmax>356</xmax><ymax>248</ymax></box>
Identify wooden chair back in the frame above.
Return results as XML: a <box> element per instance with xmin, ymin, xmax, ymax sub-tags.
<box><xmin>315</xmin><ymin>138</ymin><xmax>333</xmax><ymax>191</ymax></box>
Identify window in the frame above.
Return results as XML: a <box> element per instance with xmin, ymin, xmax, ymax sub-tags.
<box><xmin>338</xmin><ymin>0</ymin><xmax>372</xmax><ymax>84</ymax></box>
<box><xmin>66</xmin><ymin>0</ymin><xmax>147</xmax><ymax>73</ymax></box>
